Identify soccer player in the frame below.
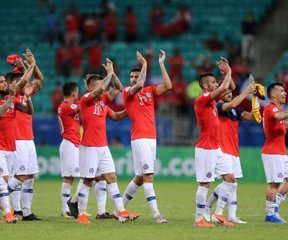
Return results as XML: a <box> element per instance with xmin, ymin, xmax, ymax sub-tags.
<box><xmin>120</xmin><ymin>50</ymin><xmax>172</xmax><ymax>223</ymax></box>
<box><xmin>204</xmin><ymin>83</ymin><xmax>256</xmax><ymax>224</ymax></box>
<box><xmin>58</xmin><ymin>81</ymin><xmax>80</xmax><ymax>218</ymax></box>
<box><xmin>261</xmin><ymin>83</ymin><xmax>288</xmax><ymax>223</ymax></box>
<box><xmin>71</xmin><ymin>59</ymin><xmax>139</xmax><ymax>224</ymax></box>
<box><xmin>6</xmin><ymin>49</ymin><xmax>43</xmax><ymax>221</ymax></box>
<box><xmin>194</xmin><ymin>58</ymin><xmax>237</xmax><ymax>227</ymax></box>
<box><xmin>0</xmin><ymin>63</ymin><xmax>34</xmax><ymax>223</ymax></box>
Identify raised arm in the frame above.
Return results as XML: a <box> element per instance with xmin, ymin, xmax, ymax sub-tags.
<box><xmin>105</xmin><ymin>60</ymin><xmax>123</xmax><ymax>101</ymax></box>
<box><xmin>129</xmin><ymin>51</ymin><xmax>147</xmax><ymax>96</ymax></box>
<box><xmin>15</xmin><ymin>61</ymin><xmax>35</xmax><ymax>95</ymax></box>
<box><xmin>210</xmin><ymin>59</ymin><xmax>232</xmax><ymax>99</ymax></box>
<box><xmin>90</xmin><ymin>58</ymin><xmax>113</xmax><ymax>100</ymax></box>
<box><xmin>0</xmin><ymin>96</ymin><xmax>14</xmax><ymax>117</ymax></box>
<box><xmin>25</xmin><ymin>48</ymin><xmax>44</xmax><ymax>93</ymax></box>
<box><xmin>221</xmin><ymin>83</ymin><xmax>255</xmax><ymax>111</ymax></box>
<box><xmin>156</xmin><ymin>49</ymin><xmax>172</xmax><ymax>96</ymax></box>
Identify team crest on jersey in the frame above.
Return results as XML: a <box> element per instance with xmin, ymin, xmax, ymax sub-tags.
<box><xmin>75</xmin><ymin>167</ymin><xmax>80</xmax><ymax>173</ymax></box>
<box><xmin>231</xmin><ymin>109</ymin><xmax>236</xmax><ymax>116</ymax></box>
<box><xmin>19</xmin><ymin>165</ymin><xmax>25</xmax><ymax>171</ymax></box>
<box><xmin>99</xmin><ymin>101</ymin><xmax>105</xmax><ymax>107</ymax></box>
<box><xmin>89</xmin><ymin>168</ymin><xmax>94</xmax><ymax>174</ymax></box>
<box><xmin>273</xmin><ymin>107</ymin><xmax>279</xmax><ymax>112</ymax></box>
<box><xmin>143</xmin><ymin>164</ymin><xmax>149</xmax><ymax>170</ymax></box>
<box><xmin>71</xmin><ymin>104</ymin><xmax>77</xmax><ymax>110</ymax></box>
<box><xmin>146</xmin><ymin>92</ymin><xmax>151</xmax><ymax>98</ymax></box>
<box><xmin>278</xmin><ymin>172</ymin><xmax>283</xmax><ymax>178</ymax></box>
<box><xmin>206</xmin><ymin>172</ymin><xmax>212</xmax><ymax>178</ymax></box>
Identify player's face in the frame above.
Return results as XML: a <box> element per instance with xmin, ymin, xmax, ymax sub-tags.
<box><xmin>0</xmin><ymin>76</ymin><xmax>9</xmax><ymax>95</ymax></box>
<box><xmin>88</xmin><ymin>80</ymin><xmax>101</xmax><ymax>92</ymax></box>
<box><xmin>130</xmin><ymin>71</ymin><xmax>140</xmax><ymax>85</ymax></box>
<box><xmin>72</xmin><ymin>87</ymin><xmax>79</xmax><ymax>101</ymax></box>
<box><xmin>274</xmin><ymin>85</ymin><xmax>287</xmax><ymax>104</ymax></box>
<box><xmin>206</xmin><ymin>76</ymin><xmax>218</xmax><ymax>92</ymax></box>
<box><xmin>222</xmin><ymin>92</ymin><xmax>232</xmax><ymax>102</ymax></box>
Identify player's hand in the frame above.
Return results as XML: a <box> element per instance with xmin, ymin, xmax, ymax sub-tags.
<box><xmin>217</xmin><ymin>57</ymin><xmax>231</xmax><ymax>74</ymax></box>
<box><xmin>23</xmin><ymin>48</ymin><xmax>36</xmax><ymax>66</ymax></box>
<box><xmin>102</xmin><ymin>58</ymin><xmax>114</xmax><ymax>74</ymax></box>
<box><xmin>136</xmin><ymin>51</ymin><xmax>146</xmax><ymax>66</ymax></box>
<box><xmin>158</xmin><ymin>49</ymin><xmax>166</xmax><ymax>64</ymax></box>
<box><xmin>24</xmin><ymin>83</ymin><xmax>34</xmax><ymax>96</ymax></box>
<box><xmin>247</xmin><ymin>83</ymin><xmax>256</xmax><ymax>94</ymax></box>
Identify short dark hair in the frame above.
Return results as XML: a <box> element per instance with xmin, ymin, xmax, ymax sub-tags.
<box><xmin>85</xmin><ymin>74</ymin><xmax>103</xmax><ymax>86</ymax></box>
<box><xmin>63</xmin><ymin>82</ymin><xmax>79</xmax><ymax>97</ymax></box>
<box><xmin>5</xmin><ymin>72</ymin><xmax>23</xmax><ymax>84</ymax></box>
<box><xmin>130</xmin><ymin>66</ymin><xmax>141</xmax><ymax>73</ymax></box>
<box><xmin>199</xmin><ymin>73</ymin><xmax>215</xmax><ymax>89</ymax></box>
<box><xmin>267</xmin><ymin>83</ymin><xmax>283</xmax><ymax>99</ymax></box>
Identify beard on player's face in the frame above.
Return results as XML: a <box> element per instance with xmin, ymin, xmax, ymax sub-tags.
<box><xmin>0</xmin><ymin>89</ymin><xmax>9</xmax><ymax>96</ymax></box>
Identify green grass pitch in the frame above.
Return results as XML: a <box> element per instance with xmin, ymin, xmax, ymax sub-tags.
<box><xmin>1</xmin><ymin>180</ymin><xmax>288</xmax><ymax>240</ymax></box>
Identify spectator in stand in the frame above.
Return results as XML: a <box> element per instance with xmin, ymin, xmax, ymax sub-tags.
<box><xmin>44</xmin><ymin>5</ymin><xmax>58</xmax><ymax>45</ymax></box>
<box><xmin>156</xmin><ymin>4</ymin><xmax>191</xmax><ymax>36</ymax></box>
<box><xmin>87</xmin><ymin>40</ymin><xmax>104</xmax><ymax>75</ymax></box>
<box><xmin>82</xmin><ymin>13</ymin><xmax>99</xmax><ymax>43</ymax></box>
<box><xmin>241</xmin><ymin>12</ymin><xmax>257</xmax><ymax>63</ymax></box>
<box><xmin>223</xmin><ymin>36</ymin><xmax>239</xmax><ymax>62</ymax></box>
<box><xmin>149</xmin><ymin>3</ymin><xmax>165</xmax><ymax>35</ymax></box>
<box><xmin>98</xmin><ymin>0</ymin><xmax>116</xmax><ymax>18</ymax></box>
<box><xmin>231</xmin><ymin>56</ymin><xmax>249</xmax><ymax>90</ymax></box>
<box><xmin>169</xmin><ymin>48</ymin><xmax>185</xmax><ymax>79</ymax></box>
<box><xmin>64</xmin><ymin>5</ymin><xmax>80</xmax><ymax>46</ymax></box>
<box><xmin>193</xmin><ymin>55</ymin><xmax>214</xmax><ymax>76</ymax></box>
<box><xmin>206</xmin><ymin>33</ymin><xmax>223</xmax><ymax>52</ymax></box>
<box><xmin>51</xmin><ymin>81</ymin><xmax>64</xmax><ymax>114</ymax></box>
<box><xmin>56</xmin><ymin>44</ymin><xmax>71</xmax><ymax>78</ymax></box>
<box><xmin>69</xmin><ymin>39</ymin><xmax>84</xmax><ymax>76</ymax></box>
<box><xmin>124</xmin><ymin>6</ymin><xmax>137</xmax><ymax>42</ymax></box>
<box><xmin>104</xmin><ymin>10</ymin><xmax>118</xmax><ymax>42</ymax></box>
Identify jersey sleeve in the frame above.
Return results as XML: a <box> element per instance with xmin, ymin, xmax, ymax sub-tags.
<box><xmin>80</xmin><ymin>93</ymin><xmax>93</xmax><ymax>106</ymax></box>
<box><xmin>235</xmin><ymin>107</ymin><xmax>244</xmax><ymax>120</ymax></box>
<box><xmin>197</xmin><ymin>93</ymin><xmax>213</xmax><ymax>107</ymax></box>
<box><xmin>106</xmin><ymin>106</ymin><xmax>113</xmax><ymax>116</ymax></box>
<box><xmin>270</xmin><ymin>105</ymin><xmax>280</xmax><ymax>119</ymax></box>
<box><xmin>122</xmin><ymin>87</ymin><xmax>131</xmax><ymax>103</ymax></box>
<box><xmin>216</xmin><ymin>102</ymin><xmax>225</xmax><ymax>116</ymax></box>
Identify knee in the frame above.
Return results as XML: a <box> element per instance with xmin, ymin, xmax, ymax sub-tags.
<box><xmin>104</xmin><ymin>173</ymin><xmax>117</xmax><ymax>184</ymax></box>
<box><xmin>143</xmin><ymin>173</ymin><xmax>154</xmax><ymax>183</ymax></box>
<box><xmin>134</xmin><ymin>175</ymin><xmax>143</xmax><ymax>186</ymax></box>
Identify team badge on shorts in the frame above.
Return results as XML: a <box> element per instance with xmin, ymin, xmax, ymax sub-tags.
<box><xmin>75</xmin><ymin>167</ymin><xmax>80</xmax><ymax>173</ymax></box>
<box><xmin>278</xmin><ymin>172</ymin><xmax>283</xmax><ymax>178</ymax></box>
<box><xmin>19</xmin><ymin>165</ymin><xmax>25</xmax><ymax>171</ymax></box>
<box><xmin>206</xmin><ymin>172</ymin><xmax>212</xmax><ymax>178</ymax></box>
<box><xmin>0</xmin><ymin>168</ymin><xmax>3</xmax><ymax>173</ymax></box>
<box><xmin>89</xmin><ymin>168</ymin><xmax>94</xmax><ymax>174</ymax></box>
<box><xmin>143</xmin><ymin>164</ymin><xmax>149</xmax><ymax>170</ymax></box>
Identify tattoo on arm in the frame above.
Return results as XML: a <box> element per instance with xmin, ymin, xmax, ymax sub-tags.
<box><xmin>0</xmin><ymin>96</ymin><xmax>14</xmax><ymax>116</ymax></box>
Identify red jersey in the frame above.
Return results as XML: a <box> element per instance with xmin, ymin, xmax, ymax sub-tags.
<box><xmin>262</xmin><ymin>103</ymin><xmax>286</xmax><ymax>154</ymax></box>
<box><xmin>80</xmin><ymin>93</ymin><xmax>112</xmax><ymax>147</ymax></box>
<box><xmin>217</xmin><ymin>102</ymin><xmax>243</xmax><ymax>156</ymax></box>
<box><xmin>195</xmin><ymin>92</ymin><xmax>219</xmax><ymax>149</ymax></box>
<box><xmin>15</xmin><ymin>95</ymin><xmax>33</xmax><ymax>140</ymax></box>
<box><xmin>58</xmin><ymin>101</ymin><xmax>80</xmax><ymax>147</ymax></box>
<box><xmin>122</xmin><ymin>86</ymin><xmax>157</xmax><ymax>140</ymax></box>
<box><xmin>0</xmin><ymin>97</ymin><xmax>20</xmax><ymax>151</ymax></box>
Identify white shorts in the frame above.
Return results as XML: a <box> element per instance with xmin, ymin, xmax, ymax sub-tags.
<box><xmin>0</xmin><ymin>150</ymin><xmax>13</xmax><ymax>177</ymax></box>
<box><xmin>131</xmin><ymin>138</ymin><xmax>156</xmax><ymax>175</ymax></box>
<box><xmin>195</xmin><ymin>147</ymin><xmax>233</xmax><ymax>182</ymax></box>
<box><xmin>13</xmin><ymin>140</ymin><xmax>39</xmax><ymax>175</ymax></box>
<box><xmin>224</xmin><ymin>153</ymin><xmax>243</xmax><ymax>179</ymax></box>
<box><xmin>59</xmin><ymin>139</ymin><xmax>80</xmax><ymax>177</ymax></box>
<box><xmin>262</xmin><ymin>154</ymin><xmax>288</xmax><ymax>183</ymax></box>
<box><xmin>79</xmin><ymin>145</ymin><xmax>115</xmax><ymax>178</ymax></box>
